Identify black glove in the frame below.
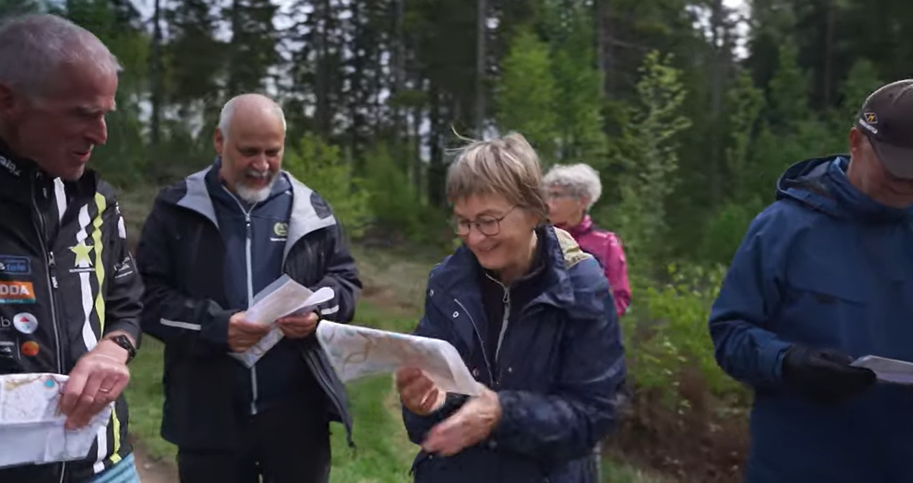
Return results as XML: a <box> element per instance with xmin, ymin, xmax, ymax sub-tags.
<box><xmin>781</xmin><ymin>344</ymin><xmax>876</xmax><ymax>405</ymax></box>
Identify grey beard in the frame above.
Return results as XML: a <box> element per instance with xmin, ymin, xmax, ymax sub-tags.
<box><xmin>235</xmin><ymin>174</ymin><xmax>276</xmax><ymax>204</ymax></box>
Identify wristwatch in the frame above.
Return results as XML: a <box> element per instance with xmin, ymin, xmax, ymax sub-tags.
<box><xmin>108</xmin><ymin>334</ymin><xmax>137</xmax><ymax>364</ymax></box>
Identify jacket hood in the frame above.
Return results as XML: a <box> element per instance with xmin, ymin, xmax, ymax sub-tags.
<box><xmin>776</xmin><ymin>154</ymin><xmax>913</xmax><ymax>223</ymax></box>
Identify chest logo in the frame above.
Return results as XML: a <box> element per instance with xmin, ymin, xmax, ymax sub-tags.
<box><xmin>0</xmin><ymin>256</ymin><xmax>30</xmax><ymax>275</ymax></box>
<box><xmin>69</xmin><ymin>241</ymin><xmax>95</xmax><ymax>273</ymax></box>
<box><xmin>11</xmin><ymin>313</ymin><xmax>37</xmax><ymax>334</ymax></box>
<box><xmin>274</xmin><ymin>222</ymin><xmax>289</xmax><ymax>237</ymax></box>
<box><xmin>0</xmin><ymin>281</ymin><xmax>35</xmax><ymax>304</ymax></box>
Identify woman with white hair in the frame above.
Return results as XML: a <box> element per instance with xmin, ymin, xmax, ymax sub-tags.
<box><xmin>544</xmin><ymin>163</ymin><xmax>631</xmax><ymax>318</ymax></box>
<box><xmin>394</xmin><ymin>133</ymin><xmax>626</xmax><ymax>483</ymax></box>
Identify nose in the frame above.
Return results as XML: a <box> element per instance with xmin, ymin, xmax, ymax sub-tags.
<box><xmin>251</xmin><ymin>155</ymin><xmax>269</xmax><ymax>171</ymax></box>
<box><xmin>86</xmin><ymin>115</ymin><xmax>108</xmax><ymax>145</ymax></box>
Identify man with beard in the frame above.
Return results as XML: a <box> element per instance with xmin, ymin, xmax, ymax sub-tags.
<box><xmin>135</xmin><ymin>93</ymin><xmax>361</xmax><ymax>483</ymax></box>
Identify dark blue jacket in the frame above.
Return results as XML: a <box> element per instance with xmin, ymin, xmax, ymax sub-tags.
<box><xmin>403</xmin><ymin>226</ymin><xmax>626</xmax><ymax>483</ymax></box>
<box><xmin>709</xmin><ymin>155</ymin><xmax>913</xmax><ymax>483</ymax></box>
<box><xmin>136</xmin><ymin>163</ymin><xmax>361</xmax><ymax>451</ymax></box>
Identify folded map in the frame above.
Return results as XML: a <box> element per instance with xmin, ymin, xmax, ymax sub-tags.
<box><xmin>0</xmin><ymin>373</ymin><xmax>112</xmax><ymax>469</ymax></box>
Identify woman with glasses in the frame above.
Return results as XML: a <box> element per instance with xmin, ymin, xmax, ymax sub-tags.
<box><xmin>544</xmin><ymin>163</ymin><xmax>631</xmax><ymax>319</ymax></box>
<box><xmin>394</xmin><ymin>133</ymin><xmax>627</xmax><ymax>483</ymax></box>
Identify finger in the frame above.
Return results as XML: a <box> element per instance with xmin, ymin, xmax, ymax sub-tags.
<box><xmin>59</xmin><ymin>367</ymin><xmax>90</xmax><ymax>416</ymax></box>
<box><xmin>305</xmin><ymin>312</ymin><xmax>319</xmax><ymax>323</ymax></box>
<box><xmin>395</xmin><ymin>367</ymin><xmax>422</xmax><ymax>387</ymax></box>
<box><xmin>400</xmin><ymin>376</ymin><xmax>434</xmax><ymax>405</ymax></box>
<box><xmin>238</xmin><ymin>321</ymin><xmax>271</xmax><ymax>334</ymax></box>
<box><xmin>419</xmin><ymin>387</ymin><xmax>442</xmax><ymax>414</ymax></box>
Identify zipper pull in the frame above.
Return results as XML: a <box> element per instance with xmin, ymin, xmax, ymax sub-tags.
<box><xmin>48</xmin><ymin>252</ymin><xmax>58</xmax><ymax>288</ymax></box>
<box><xmin>502</xmin><ymin>288</ymin><xmax>509</xmax><ymax>304</ymax></box>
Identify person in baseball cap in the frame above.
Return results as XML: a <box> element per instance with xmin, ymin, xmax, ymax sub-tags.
<box><xmin>855</xmin><ymin>79</ymin><xmax>913</xmax><ymax>181</ymax></box>
<box><xmin>708</xmin><ymin>79</ymin><xmax>913</xmax><ymax>483</ymax></box>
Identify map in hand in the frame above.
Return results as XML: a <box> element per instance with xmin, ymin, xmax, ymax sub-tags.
<box><xmin>0</xmin><ymin>373</ymin><xmax>112</xmax><ymax>469</ymax></box>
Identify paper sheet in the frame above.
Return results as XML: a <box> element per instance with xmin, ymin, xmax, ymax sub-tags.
<box><xmin>315</xmin><ymin>320</ymin><xmax>480</xmax><ymax>396</ymax></box>
<box><xmin>850</xmin><ymin>355</ymin><xmax>913</xmax><ymax>385</ymax></box>
<box><xmin>0</xmin><ymin>373</ymin><xmax>112</xmax><ymax>469</ymax></box>
<box><xmin>230</xmin><ymin>275</ymin><xmax>335</xmax><ymax>368</ymax></box>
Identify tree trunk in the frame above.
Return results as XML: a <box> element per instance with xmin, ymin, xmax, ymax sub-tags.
<box><xmin>475</xmin><ymin>0</ymin><xmax>487</xmax><ymax>136</ymax></box>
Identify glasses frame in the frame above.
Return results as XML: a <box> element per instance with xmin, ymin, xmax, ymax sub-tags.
<box><xmin>453</xmin><ymin>205</ymin><xmax>519</xmax><ymax>237</ymax></box>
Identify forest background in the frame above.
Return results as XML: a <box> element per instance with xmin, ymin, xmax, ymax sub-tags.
<box><xmin>1</xmin><ymin>0</ymin><xmax>906</xmax><ymax>481</ymax></box>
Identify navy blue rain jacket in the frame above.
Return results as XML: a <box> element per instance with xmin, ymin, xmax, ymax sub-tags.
<box><xmin>403</xmin><ymin>226</ymin><xmax>627</xmax><ymax>483</ymax></box>
<box><xmin>709</xmin><ymin>155</ymin><xmax>913</xmax><ymax>483</ymax></box>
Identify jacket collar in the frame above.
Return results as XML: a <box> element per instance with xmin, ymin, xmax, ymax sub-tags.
<box><xmin>565</xmin><ymin>214</ymin><xmax>594</xmax><ymax>238</ymax></box>
<box><xmin>172</xmin><ymin>162</ymin><xmax>338</xmax><ymax>263</ymax></box>
<box><xmin>432</xmin><ymin>225</ymin><xmax>582</xmax><ymax>311</ymax></box>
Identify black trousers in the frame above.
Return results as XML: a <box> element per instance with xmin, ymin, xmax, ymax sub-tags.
<box><xmin>177</xmin><ymin>402</ymin><xmax>331</xmax><ymax>483</ymax></box>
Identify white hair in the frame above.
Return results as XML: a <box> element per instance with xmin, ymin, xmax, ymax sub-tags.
<box><xmin>543</xmin><ymin>163</ymin><xmax>602</xmax><ymax>209</ymax></box>
<box><xmin>218</xmin><ymin>94</ymin><xmax>287</xmax><ymax>139</ymax></box>
<box><xmin>0</xmin><ymin>14</ymin><xmax>121</xmax><ymax>100</ymax></box>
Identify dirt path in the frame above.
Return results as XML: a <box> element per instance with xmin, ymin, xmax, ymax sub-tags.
<box><xmin>131</xmin><ymin>439</ymin><xmax>178</xmax><ymax>483</ymax></box>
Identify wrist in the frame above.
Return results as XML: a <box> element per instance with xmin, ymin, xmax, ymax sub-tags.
<box><xmin>97</xmin><ymin>334</ymin><xmax>136</xmax><ymax>364</ymax></box>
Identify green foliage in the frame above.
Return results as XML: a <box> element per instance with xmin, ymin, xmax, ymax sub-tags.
<box><xmin>623</xmin><ymin>263</ymin><xmax>750</xmax><ymax>410</ymax></box>
<box><xmin>283</xmin><ymin>134</ymin><xmax>372</xmax><ymax>238</ymax></box>
<box><xmin>610</xmin><ymin>50</ymin><xmax>691</xmax><ymax>269</ymax></box>
<box><xmin>495</xmin><ymin>26</ymin><xmax>559</xmax><ymax>159</ymax></box>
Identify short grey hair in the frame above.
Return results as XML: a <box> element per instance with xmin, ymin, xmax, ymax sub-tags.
<box><xmin>218</xmin><ymin>94</ymin><xmax>288</xmax><ymax>139</ymax></box>
<box><xmin>543</xmin><ymin>163</ymin><xmax>602</xmax><ymax>209</ymax></box>
<box><xmin>0</xmin><ymin>14</ymin><xmax>121</xmax><ymax>99</ymax></box>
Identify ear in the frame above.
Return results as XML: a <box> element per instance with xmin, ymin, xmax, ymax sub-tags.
<box><xmin>579</xmin><ymin>196</ymin><xmax>591</xmax><ymax>210</ymax></box>
<box><xmin>213</xmin><ymin>127</ymin><xmax>225</xmax><ymax>154</ymax></box>
<box><xmin>849</xmin><ymin>127</ymin><xmax>864</xmax><ymax>158</ymax></box>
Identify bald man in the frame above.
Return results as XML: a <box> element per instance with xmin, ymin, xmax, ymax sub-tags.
<box><xmin>135</xmin><ymin>94</ymin><xmax>360</xmax><ymax>483</ymax></box>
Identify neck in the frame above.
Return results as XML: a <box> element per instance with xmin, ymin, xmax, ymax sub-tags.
<box><xmin>495</xmin><ymin>230</ymin><xmax>538</xmax><ymax>285</ymax></box>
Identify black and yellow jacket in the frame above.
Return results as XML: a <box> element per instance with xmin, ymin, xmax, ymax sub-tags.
<box><xmin>0</xmin><ymin>139</ymin><xmax>143</xmax><ymax>482</ymax></box>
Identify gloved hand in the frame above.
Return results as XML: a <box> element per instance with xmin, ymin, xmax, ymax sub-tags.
<box><xmin>781</xmin><ymin>344</ymin><xmax>876</xmax><ymax>405</ymax></box>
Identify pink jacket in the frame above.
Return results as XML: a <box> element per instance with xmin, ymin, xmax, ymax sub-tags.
<box><xmin>565</xmin><ymin>215</ymin><xmax>631</xmax><ymax>318</ymax></box>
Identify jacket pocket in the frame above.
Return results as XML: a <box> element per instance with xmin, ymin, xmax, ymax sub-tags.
<box><xmin>781</xmin><ymin>266</ymin><xmax>867</xmax><ymax>348</ymax></box>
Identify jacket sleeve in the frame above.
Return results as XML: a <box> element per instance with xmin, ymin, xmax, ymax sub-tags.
<box><xmin>309</xmin><ymin>222</ymin><xmax>362</xmax><ymax>323</ymax></box>
<box><xmin>135</xmin><ymin>195</ymin><xmax>235</xmax><ymax>355</ymax></box>
<box><xmin>708</xmin><ymin>208</ymin><xmax>793</xmax><ymax>389</ymax></box>
<box><xmin>604</xmin><ymin>234</ymin><xmax>631</xmax><ymax>317</ymax></box>
<box><xmin>101</xmin><ymin>201</ymin><xmax>144</xmax><ymax>347</ymax></box>
<box><xmin>489</xmin><ymin>266</ymin><xmax>627</xmax><ymax>462</ymax></box>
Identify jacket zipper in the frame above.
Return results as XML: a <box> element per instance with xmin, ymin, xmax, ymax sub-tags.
<box><xmin>224</xmin><ymin>188</ymin><xmax>259</xmax><ymax>416</ymax></box>
<box><xmin>30</xmin><ymin>175</ymin><xmax>65</xmax><ymax>482</ymax></box>
<box><xmin>484</xmin><ymin>274</ymin><xmax>512</xmax><ymax>383</ymax></box>
<box><xmin>453</xmin><ymin>298</ymin><xmax>494</xmax><ymax>385</ymax></box>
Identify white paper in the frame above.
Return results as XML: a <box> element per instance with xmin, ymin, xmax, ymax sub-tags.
<box><xmin>230</xmin><ymin>275</ymin><xmax>335</xmax><ymax>368</ymax></box>
<box><xmin>850</xmin><ymin>355</ymin><xmax>913</xmax><ymax>384</ymax></box>
<box><xmin>315</xmin><ymin>320</ymin><xmax>480</xmax><ymax>396</ymax></box>
<box><xmin>0</xmin><ymin>373</ymin><xmax>112</xmax><ymax>469</ymax></box>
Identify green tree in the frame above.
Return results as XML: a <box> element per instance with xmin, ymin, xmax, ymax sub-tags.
<box><xmin>495</xmin><ymin>26</ymin><xmax>558</xmax><ymax>160</ymax></box>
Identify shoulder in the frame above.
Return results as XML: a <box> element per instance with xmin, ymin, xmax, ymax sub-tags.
<box><xmin>550</xmin><ymin>227</ymin><xmax>611</xmax><ymax>317</ymax></box>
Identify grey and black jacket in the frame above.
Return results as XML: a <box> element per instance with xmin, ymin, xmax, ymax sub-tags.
<box><xmin>0</xmin><ymin>139</ymin><xmax>143</xmax><ymax>483</ymax></box>
<box><xmin>135</xmin><ymin>164</ymin><xmax>360</xmax><ymax>451</ymax></box>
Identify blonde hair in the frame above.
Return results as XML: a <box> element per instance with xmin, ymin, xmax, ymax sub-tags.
<box><xmin>445</xmin><ymin>132</ymin><xmax>548</xmax><ymax>219</ymax></box>
<box><xmin>543</xmin><ymin>163</ymin><xmax>602</xmax><ymax>209</ymax></box>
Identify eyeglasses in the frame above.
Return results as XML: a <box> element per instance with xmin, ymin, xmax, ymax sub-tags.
<box><xmin>452</xmin><ymin>206</ymin><xmax>518</xmax><ymax>237</ymax></box>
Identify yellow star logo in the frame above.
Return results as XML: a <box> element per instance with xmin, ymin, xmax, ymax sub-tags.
<box><xmin>70</xmin><ymin>241</ymin><xmax>94</xmax><ymax>268</ymax></box>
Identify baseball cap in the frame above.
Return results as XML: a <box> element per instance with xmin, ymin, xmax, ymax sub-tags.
<box><xmin>856</xmin><ymin>79</ymin><xmax>913</xmax><ymax>179</ymax></box>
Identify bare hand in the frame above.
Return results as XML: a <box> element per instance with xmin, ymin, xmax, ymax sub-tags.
<box><xmin>396</xmin><ymin>367</ymin><xmax>446</xmax><ymax>416</ymax></box>
<box><xmin>276</xmin><ymin>311</ymin><xmax>319</xmax><ymax>339</ymax></box>
<box><xmin>59</xmin><ymin>339</ymin><xmax>130</xmax><ymax>430</ymax></box>
<box><xmin>422</xmin><ymin>385</ymin><xmax>501</xmax><ymax>456</ymax></box>
<box><xmin>228</xmin><ymin>312</ymin><xmax>271</xmax><ymax>352</ymax></box>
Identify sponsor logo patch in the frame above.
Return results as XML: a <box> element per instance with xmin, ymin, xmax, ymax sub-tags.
<box><xmin>0</xmin><ymin>281</ymin><xmax>35</xmax><ymax>304</ymax></box>
<box><xmin>12</xmin><ymin>313</ymin><xmax>37</xmax><ymax>334</ymax></box>
<box><xmin>21</xmin><ymin>341</ymin><xmax>39</xmax><ymax>357</ymax></box>
<box><xmin>0</xmin><ymin>256</ymin><xmax>30</xmax><ymax>275</ymax></box>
